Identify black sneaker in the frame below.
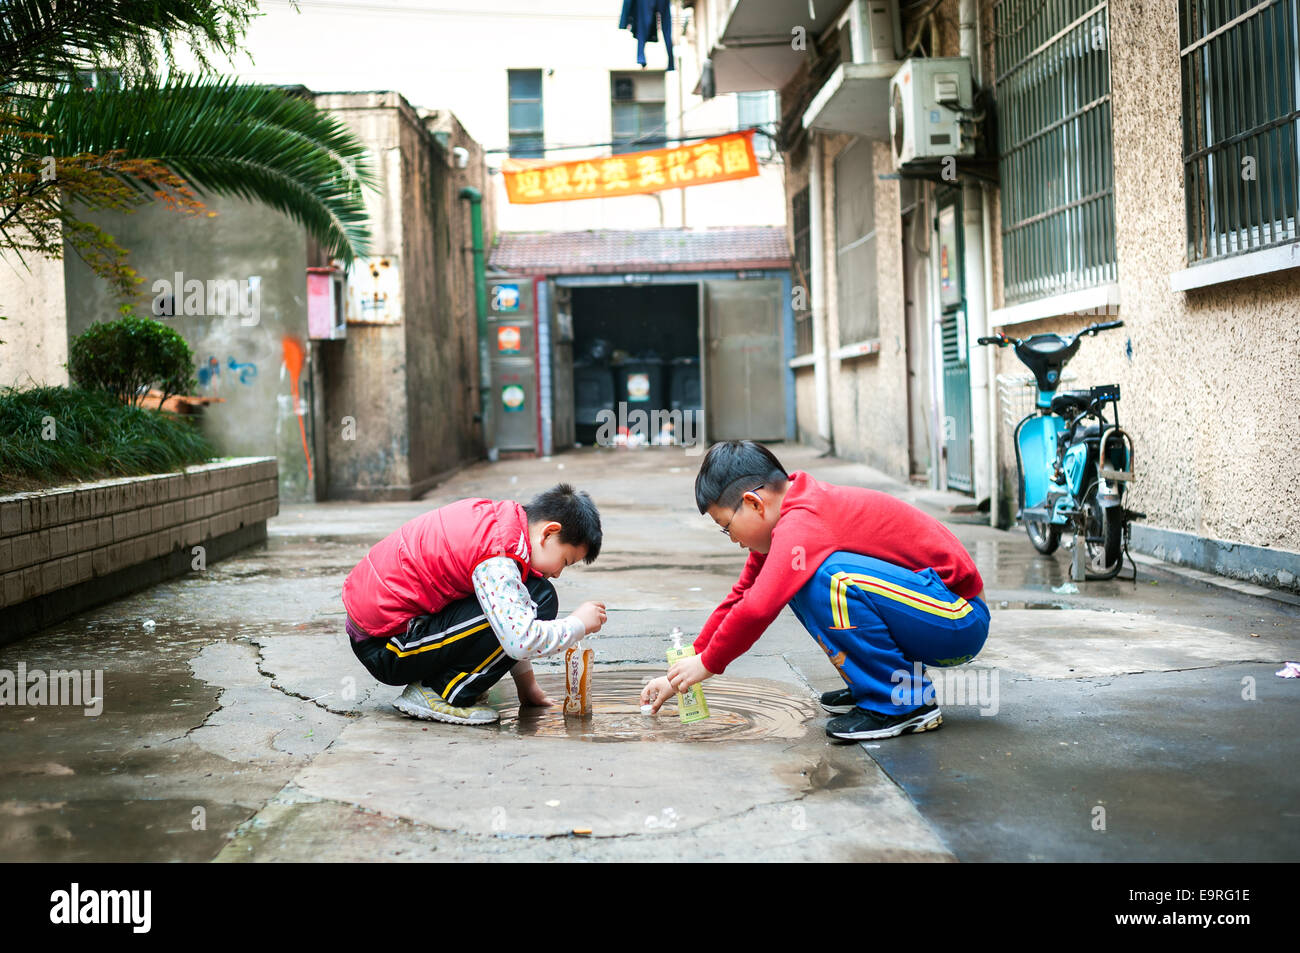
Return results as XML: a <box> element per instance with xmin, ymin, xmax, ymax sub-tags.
<box><xmin>826</xmin><ymin>704</ymin><xmax>943</xmax><ymax>742</ymax></box>
<box><xmin>820</xmin><ymin>687</ymin><xmax>855</xmax><ymax>714</ymax></box>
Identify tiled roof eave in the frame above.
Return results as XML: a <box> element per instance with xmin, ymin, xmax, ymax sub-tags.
<box><xmin>489</xmin><ymin>258</ymin><xmax>791</xmax><ymax>276</ymax></box>
<box><xmin>488</xmin><ymin>227</ymin><xmax>791</xmax><ymax>273</ymax></box>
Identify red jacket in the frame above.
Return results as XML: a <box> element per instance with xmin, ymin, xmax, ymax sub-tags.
<box><xmin>694</xmin><ymin>471</ymin><xmax>984</xmax><ymax>673</ymax></box>
<box><xmin>342</xmin><ymin>498</ymin><xmax>532</xmax><ymax>638</ymax></box>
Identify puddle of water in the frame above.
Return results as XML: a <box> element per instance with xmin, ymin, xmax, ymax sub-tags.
<box><xmin>974</xmin><ymin>539</ymin><xmax>1069</xmax><ymax>589</ymax></box>
<box><xmin>496</xmin><ymin>670</ymin><xmax>817</xmax><ymax>744</ymax></box>
<box><xmin>0</xmin><ymin>797</ymin><xmax>247</xmax><ymax>862</ymax></box>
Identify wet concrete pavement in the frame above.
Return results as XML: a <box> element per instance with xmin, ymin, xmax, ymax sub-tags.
<box><xmin>1</xmin><ymin>445</ymin><xmax>1297</xmax><ymax>861</ymax></box>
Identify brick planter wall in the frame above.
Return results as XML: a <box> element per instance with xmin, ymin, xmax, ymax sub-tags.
<box><xmin>0</xmin><ymin>458</ymin><xmax>278</xmax><ymax>643</ymax></box>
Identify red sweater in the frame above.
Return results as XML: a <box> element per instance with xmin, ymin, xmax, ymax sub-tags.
<box><xmin>694</xmin><ymin>471</ymin><xmax>984</xmax><ymax>674</ymax></box>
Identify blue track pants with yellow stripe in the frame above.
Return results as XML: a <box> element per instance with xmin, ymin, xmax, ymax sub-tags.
<box><xmin>787</xmin><ymin>551</ymin><xmax>989</xmax><ymax>716</ymax></box>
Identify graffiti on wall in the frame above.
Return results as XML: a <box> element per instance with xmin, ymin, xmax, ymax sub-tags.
<box><xmin>197</xmin><ymin>356</ymin><xmax>260</xmax><ymax>390</ymax></box>
<box><xmin>281</xmin><ymin>336</ymin><xmax>313</xmax><ymax>482</ymax></box>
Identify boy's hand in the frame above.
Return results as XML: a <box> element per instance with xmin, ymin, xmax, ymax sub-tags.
<box><xmin>573</xmin><ymin>600</ymin><xmax>607</xmax><ymax>635</ymax></box>
<box><xmin>640</xmin><ymin>676</ymin><xmax>674</xmax><ymax>714</ymax></box>
<box><xmin>668</xmin><ymin>654</ymin><xmax>712</xmax><ymax>694</ymax></box>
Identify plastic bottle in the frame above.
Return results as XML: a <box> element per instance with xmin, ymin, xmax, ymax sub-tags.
<box><xmin>563</xmin><ymin>640</ymin><xmax>593</xmax><ymax>717</ymax></box>
<box><xmin>666</xmin><ymin>627</ymin><xmax>710</xmax><ymax>724</ymax></box>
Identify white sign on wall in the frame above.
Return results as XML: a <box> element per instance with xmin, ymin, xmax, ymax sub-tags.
<box><xmin>346</xmin><ymin>256</ymin><xmax>402</xmax><ymax>325</ymax></box>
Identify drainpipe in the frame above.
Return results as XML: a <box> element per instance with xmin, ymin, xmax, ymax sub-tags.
<box><xmin>983</xmin><ymin>186</ymin><xmax>999</xmax><ymax>527</ymax></box>
<box><xmin>972</xmin><ymin>2</ymin><xmax>1001</xmax><ymax>528</ymax></box>
<box><xmin>928</xmin><ymin>184</ymin><xmax>948</xmax><ymax>491</ymax></box>
<box><xmin>809</xmin><ymin>135</ymin><xmax>833</xmax><ymax>450</ymax></box>
<box><xmin>459</xmin><ymin>186</ymin><xmax>496</xmax><ymax>461</ymax></box>
<box><xmin>960</xmin><ymin>0</ymin><xmax>991</xmax><ymax>507</ymax></box>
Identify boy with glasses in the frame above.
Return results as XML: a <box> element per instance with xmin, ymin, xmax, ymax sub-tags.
<box><xmin>641</xmin><ymin>441</ymin><xmax>988</xmax><ymax>740</ymax></box>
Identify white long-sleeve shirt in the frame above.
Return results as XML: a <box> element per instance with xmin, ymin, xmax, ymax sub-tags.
<box><xmin>470</xmin><ymin>556</ymin><xmax>586</xmax><ymax>661</ymax></box>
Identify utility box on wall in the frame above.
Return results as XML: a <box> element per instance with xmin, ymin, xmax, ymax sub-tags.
<box><xmin>306</xmin><ymin>266</ymin><xmax>346</xmax><ymax>340</ymax></box>
<box><xmin>488</xmin><ymin>277</ymin><xmax>539</xmax><ymax>452</ymax></box>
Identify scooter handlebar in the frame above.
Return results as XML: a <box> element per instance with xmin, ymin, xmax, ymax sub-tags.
<box><xmin>976</xmin><ymin>334</ymin><xmax>1012</xmax><ymax>346</ymax></box>
<box><xmin>1082</xmin><ymin>320</ymin><xmax>1124</xmax><ymax>336</ymax></box>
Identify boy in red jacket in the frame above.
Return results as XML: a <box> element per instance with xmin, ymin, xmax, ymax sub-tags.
<box><xmin>641</xmin><ymin>441</ymin><xmax>988</xmax><ymax>740</ymax></box>
<box><xmin>344</xmin><ymin>484</ymin><xmax>607</xmax><ymax>726</ymax></box>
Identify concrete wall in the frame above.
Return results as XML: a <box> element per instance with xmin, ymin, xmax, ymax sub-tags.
<box><xmin>780</xmin><ymin>122</ymin><xmax>912</xmax><ymax>480</ymax></box>
<box><xmin>0</xmin><ymin>457</ymin><xmax>277</xmax><ymax>642</ymax></box>
<box><xmin>822</xmin><ymin>137</ymin><xmax>910</xmax><ymax>480</ymax></box>
<box><xmin>0</xmin><ymin>248</ymin><xmax>69</xmax><ymax>388</ymax></box>
<box><xmin>984</xmin><ymin>0</ymin><xmax>1300</xmax><ymax>577</ymax></box>
<box><xmin>409</xmin><ymin>109</ymin><xmax>486</xmax><ymax>487</ymax></box>
<box><xmin>60</xmin><ymin>197</ymin><xmax>317</xmax><ymax>502</ymax></box>
<box><xmin>316</xmin><ymin>92</ymin><xmax>486</xmax><ymax>500</ymax></box>
<box><xmin>793</xmin><ymin>364</ymin><xmax>817</xmax><ymax>442</ymax></box>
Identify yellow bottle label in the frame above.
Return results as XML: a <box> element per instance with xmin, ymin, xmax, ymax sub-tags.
<box><xmin>666</xmin><ymin>644</ymin><xmax>710</xmax><ymax>724</ymax></box>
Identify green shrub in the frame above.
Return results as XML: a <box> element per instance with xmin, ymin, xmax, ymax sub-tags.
<box><xmin>68</xmin><ymin>317</ymin><xmax>196</xmax><ymax>407</ymax></box>
<box><xmin>0</xmin><ymin>386</ymin><xmax>214</xmax><ymax>492</ymax></box>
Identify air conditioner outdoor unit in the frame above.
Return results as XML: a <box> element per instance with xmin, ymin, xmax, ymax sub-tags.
<box><xmin>889</xmin><ymin>57</ymin><xmax>976</xmax><ymax>168</ymax></box>
<box><xmin>837</xmin><ymin>0</ymin><xmax>901</xmax><ymax>64</ymax></box>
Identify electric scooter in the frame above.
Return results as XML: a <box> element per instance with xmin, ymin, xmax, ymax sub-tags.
<box><xmin>976</xmin><ymin>320</ymin><xmax>1143</xmax><ymax>580</ymax></box>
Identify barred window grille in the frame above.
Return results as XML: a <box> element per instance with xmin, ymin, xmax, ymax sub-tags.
<box><xmin>834</xmin><ymin>139</ymin><xmax>878</xmax><ymax>344</ymax></box>
<box><xmin>994</xmin><ymin>0</ymin><xmax>1118</xmax><ymax>306</ymax></box>
<box><xmin>738</xmin><ymin>91</ymin><xmax>777</xmax><ymax>159</ymax></box>
<box><xmin>508</xmin><ymin>70</ymin><xmax>544</xmax><ymax>159</ymax></box>
<box><xmin>1180</xmin><ymin>0</ymin><xmax>1300</xmax><ymax>264</ymax></box>
<box><xmin>612</xmin><ymin>72</ymin><xmax>667</xmax><ymax>154</ymax></box>
<box><xmin>792</xmin><ymin>186</ymin><xmax>813</xmax><ymax>355</ymax></box>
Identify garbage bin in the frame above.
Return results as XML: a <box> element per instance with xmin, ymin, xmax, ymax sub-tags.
<box><xmin>669</xmin><ymin>356</ymin><xmax>701</xmax><ymax>416</ymax></box>
<box><xmin>616</xmin><ymin>357</ymin><xmax>665</xmax><ymax>413</ymax></box>
<box><xmin>573</xmin><ymin>359</ymin><xmax>615</xmax><ymax>444</ymax></box>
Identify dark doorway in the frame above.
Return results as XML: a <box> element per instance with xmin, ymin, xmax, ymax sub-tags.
<box><xmin>569</xmin><ymin>284</ymin><xmax>700</xmax><ymax>445</ymax></box>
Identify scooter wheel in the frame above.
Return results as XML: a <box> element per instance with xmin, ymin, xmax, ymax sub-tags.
<box><xmin>1025</xmin><ymin>519</ymin><xmax>1061</xmax><ymax>555</ymax></box>
<box><xmin>1082</xmin><ymin>496</ymin><xmax>1123</xmax><ymax>580</ymax></box>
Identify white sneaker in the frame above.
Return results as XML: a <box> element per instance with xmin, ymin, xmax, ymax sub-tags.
<box><xmin>392</xmin><ymin>684</ymin><xmax>499</xmax><ymax>725</ymax></box>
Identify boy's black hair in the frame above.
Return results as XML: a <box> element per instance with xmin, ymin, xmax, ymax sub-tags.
<box><xmin>523</xmin><ymin>483</ymin><xmax>602</xmax><ymax>563</ymax></box>
<box><xmin>694</xmin><ymin>440</ymin><xmax>789</xmax><ymax>514</ymax></box>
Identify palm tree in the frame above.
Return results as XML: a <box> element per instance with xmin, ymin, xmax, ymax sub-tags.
<box><xmin>1</xmin><ymin>0</ymin><xmax>374</xmax><ymax>309</ymax></box>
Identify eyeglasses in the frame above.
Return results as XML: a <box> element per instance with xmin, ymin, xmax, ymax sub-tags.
<box><xmin>719</xmin><ymin>485</ymin><xmax>764</xmax><ymax>537</ymax></box>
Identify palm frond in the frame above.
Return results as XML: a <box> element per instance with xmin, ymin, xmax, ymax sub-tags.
<box><xmin>37</xmin><ymin>75</ymin><xmax>376</xmax><ymax>262</ymax></box>
<box><xmin>0</xmin><ymin>0</ymin><xmax>263</xmax><ymax>89</ymax></box>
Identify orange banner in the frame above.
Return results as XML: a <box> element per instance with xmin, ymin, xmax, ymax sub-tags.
<box><xmin>503</xmin><ymin>130</ymin><xmax>759</xmax><ymax>204</ymax></box>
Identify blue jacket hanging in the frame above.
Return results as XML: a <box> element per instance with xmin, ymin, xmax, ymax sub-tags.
<box><xmin>619</xmin><ymin>0</ymin><xmax>675</xmax><ymax>71</ymax></box>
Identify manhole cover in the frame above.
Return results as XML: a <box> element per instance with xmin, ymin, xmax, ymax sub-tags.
<box><xmin>497</xmin><ymin>669</ymin><xmax>818</xmax><ymax>743</ymax></box>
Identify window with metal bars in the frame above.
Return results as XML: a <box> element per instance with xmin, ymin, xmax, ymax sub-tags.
<box><xmin>737</xmin><ymin>91</ymin><xmax>777</xmax><ymax>159</ymax></box>
<box><xmin>792</xmin><ymin>186</ymin><xmax>813</xmax><ymax>355</ymax></box>
<box><xmin>1180</xmin><ymin>0</ymin><xmax>1300</xmax><ymax>264</ymax></box>
<box><xmin>611</xmin><ymin>71</ymin><xmax>667</xmax><ymax>154</ymax></box>
<box><xmin>508</xmin><ymin>70</ymin><xmax>544</xmax><ymax>159</ymax></box>
<box><xmin>834</xmin><ymin>139</ymin><xmax>878</xmax><ymax>344</ymax></box>
<box><xmin>993</xmin><ymin>0</ymin><xmax>1118</xmax><ymax>306</ymax></box>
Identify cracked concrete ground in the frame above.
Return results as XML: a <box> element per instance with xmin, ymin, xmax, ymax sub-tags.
<box><xmin>1</xmin><ymin>445</ymin><xmax>1297</xmax><ymax>861</ymax></box>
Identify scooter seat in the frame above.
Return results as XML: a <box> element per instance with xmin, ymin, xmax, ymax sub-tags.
<box><xmin>1050</xmin><ymin>390</ymin><xmax>1094</xmax><ymax>416</ymax></box>
<box><xmin>1054</xmin><ymin>418</ymin><xmax>1100</xmax><ymax>446</ymax></box>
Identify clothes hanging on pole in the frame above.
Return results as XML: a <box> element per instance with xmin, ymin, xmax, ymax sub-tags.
<box><xmin>618</xmin><ymin>0</ymin><xmax>675</xmax><ymax>71</ymax></box>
